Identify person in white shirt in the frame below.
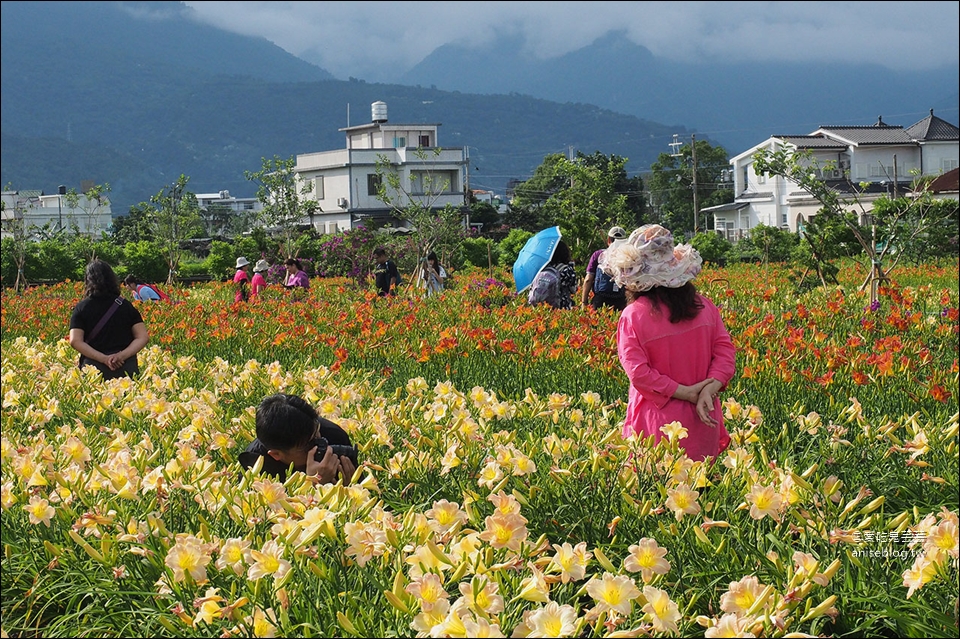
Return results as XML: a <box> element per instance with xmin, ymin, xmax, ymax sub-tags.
<box><xmin>419</xmin><ymin>251</ymin><xmax>446</xmax><ymax>296</ymax></box>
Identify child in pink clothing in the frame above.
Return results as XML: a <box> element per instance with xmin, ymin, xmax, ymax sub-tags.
<box><xmin>603</xmin><ymin>225</ymin><xmax>736</xmax><ymax>461</ymax></box>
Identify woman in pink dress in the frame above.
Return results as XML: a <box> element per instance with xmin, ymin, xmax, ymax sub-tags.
<box><xmin>251</xmin><ymin>259</ymin><xmax>269</xmax><ymax>298</ymax></box>
<box><xmin>601</xmin><ymin>224</ymin><xmax>736</xmax><ymax>461</ymax></box>
<box><xmin>233</xmin><ymin>257</ymin><xmax>251</xmax><ymax>303</ymax></box>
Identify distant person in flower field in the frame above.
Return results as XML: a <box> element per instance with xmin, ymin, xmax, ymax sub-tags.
<box><xmin>233</xmin><ymin>256</ymin><xmax>251</xmax><ymax>303</ymax></box>
<box><xmin>123</xmin><ymin>274</ymin><xmax>166</xmax><ymax>301</ymax></box>
<box><xmin>283</xmin><ymin>258</ymin><xmax>310</xmax><ymax>290</ymax></box>
<box><xmin>418</xmin><ymin>251</ymin><xmax>446</xmax><ymax>297</ymax></box>
<box><xmin>373</xmin><ymin>246</ymin><xmax>401</xmax><ymax>296</ymax></box>
<box><xmin>527</xmin><ymin>239</ymin><xmax>577</xmax><ymax>309</ymax></box>
<box><xmin>251</xmin><ymin>259</ymin><xmax>270</xmax><ymax>298</ymax></box>
<box><xmin>238</xmin><ymin>393</ymin><xmax>358</xmax><ymax>484</ymax></box>
<box><xmin>69</xmin><ymin>260</ymin><xmax>150</xmax><ymax>380</ymax></box>
<box><xmin>582</xmin><ymin>225</ymin><xmax>627</xmax><ymax>311</ymax></box>
<box><xmin>603</xmin><ymin>224</ymin><xmax>736</xmax><ymax>461</ymax></box>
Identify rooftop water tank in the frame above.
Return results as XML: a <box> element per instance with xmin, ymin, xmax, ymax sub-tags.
<box><xmin>371</xmin><ymin>101</ymin><xmax>388</xmax><ymax>123</ymax></box>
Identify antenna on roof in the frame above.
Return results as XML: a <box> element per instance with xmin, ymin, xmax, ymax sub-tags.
<box><xmin>669</xmin><ymin>134</ymin><xmax>683</xmax><ymax>157</ymax></box>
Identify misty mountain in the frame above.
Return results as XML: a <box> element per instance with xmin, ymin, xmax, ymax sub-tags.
<box><xmin>401</xmin><ymin>30</ymin><xmax>960</xmax><ymax>155</ymax></box>
<box><xmin>1</xmin><ymin>1</ymin><xmax>688</xmax><ymax>216</ymax></box>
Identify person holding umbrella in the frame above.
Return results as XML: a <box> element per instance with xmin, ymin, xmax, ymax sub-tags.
<box><xmin>527</xmin><ymin>239</ymin><xmax>577</xmax><ymax>309</ymax></box>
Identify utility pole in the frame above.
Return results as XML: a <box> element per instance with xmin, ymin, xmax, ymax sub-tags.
<box><xmin>893</xmin><ymin>155</ymin><xmax>898</xmax><ymax>199</ymax></box>
<box><xmin>57</xmin><ymin>185</ymin><xmax>66</xmax><ymax>231</ymax></box>
<box><xmin>691</xmin><ymin>134</ymin><xmax>699</xmax><ymax>234</ymax></box>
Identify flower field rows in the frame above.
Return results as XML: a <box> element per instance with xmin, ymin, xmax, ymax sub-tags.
<box><xmin>1</xmin><ymin>259</ymin><xmax>957</xmax><ymax>637</ymax></box>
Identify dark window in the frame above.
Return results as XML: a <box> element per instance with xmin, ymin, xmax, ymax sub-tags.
<box><xmin>419</xmin><ymin>135</ymin><xmax>430</xmax><ymax>147</ymax></box>
<box><xmin>367</xmin><ymin>174</ymin><xmax>382</xmax><ymax>195</ymax></box>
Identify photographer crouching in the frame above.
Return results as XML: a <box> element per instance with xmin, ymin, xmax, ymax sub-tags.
<box><xmin>239</xmin><ymin>394</ymin><xmax>358</xmax><ymax>484</ymax></box>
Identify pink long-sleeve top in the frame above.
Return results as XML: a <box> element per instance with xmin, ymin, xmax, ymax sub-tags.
<box><xmin>616</xmin><ymin>292</ymin><xmax>737</xmax><ymax>461</ymax></box>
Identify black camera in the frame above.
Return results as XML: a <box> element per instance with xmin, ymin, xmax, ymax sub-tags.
<box><xmin>310</xmin><ymin>437</ymin><xmax>359</xmax><ymax>467</ymax></box>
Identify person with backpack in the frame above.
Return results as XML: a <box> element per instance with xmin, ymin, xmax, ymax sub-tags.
<box><xmin>123</xmin><ymin>274</ymin><xmax>169</xmax><ymax>302</ymax></box>
<box><xmin>582</xmin><ymin>226</ymin><xmax>627</xmax><ymax>311</ymax></box>
<box><xmin>527</xmin><ymin>240</ymin><xmax>577</xmax><ymax>309</ymax></box>
<box><xmin>373</xmin><ymin>247</ymin><xmax>401</xmax><ymax>297</ymax></box>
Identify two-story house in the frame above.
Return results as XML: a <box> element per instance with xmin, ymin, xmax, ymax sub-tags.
<box><xmin>706</xmin><ymin>110</ymin><xmax>959</xmax><ymax>240</ymax></box>
<box><xmin>1</xmin><ymin>188</ymin><xmax>113</xmax><ymax>239</ymax></box>
<box><xmin>294</xmin><ymin>101</ymin><xmax>469</xmax><ymax>233</ymax></box>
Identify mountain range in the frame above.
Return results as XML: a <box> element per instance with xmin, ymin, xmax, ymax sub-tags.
<box><xmin>2</xmin><ymin>1</ymin><xmax>957</xmax><ymax>217</ymax></box>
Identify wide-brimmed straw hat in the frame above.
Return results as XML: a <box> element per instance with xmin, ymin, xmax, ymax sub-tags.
<box><xmin>235</xmin><ymin>257</ymin><xmax>250</xmax><ymax>269</ymax></box>
<box><xmin>599</xmin><ymin>224</ymin><xmax>702</xmax><ymax>292</ymax></box>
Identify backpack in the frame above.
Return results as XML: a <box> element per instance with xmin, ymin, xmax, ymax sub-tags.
<box><xmin>593</xmin><ymin>262</ymin><xmax>621</xmax><ymax>295</ymax></box>
<box><xmin>139</xmin><ymin>283</ymin><xmax>170</xmax><ymax>302</ymax></box>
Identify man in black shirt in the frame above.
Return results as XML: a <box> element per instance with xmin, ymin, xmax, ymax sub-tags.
<box><xmin>373</xmin><ymin>247</ymin><xmax>401</xmax><ymax>296</ymax></box>
<box><xmin>238</xmin><ymin>394</ymin><xmax>358</xmax><ymax>483</ymax></box>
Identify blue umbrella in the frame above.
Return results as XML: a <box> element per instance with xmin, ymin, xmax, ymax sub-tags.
<box><xmin>512</xmin><ymin>226</ymin><xmax>562</xmax><ymax>293</ymax></box>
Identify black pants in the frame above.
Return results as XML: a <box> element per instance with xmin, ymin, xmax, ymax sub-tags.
<box><xmin>591</xmin><ymin>293</ymin><xmax>626</xmax><ymax>311</ymax></box>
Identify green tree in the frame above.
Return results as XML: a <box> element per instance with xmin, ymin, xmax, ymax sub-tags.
<box><xmin>124</xmin><ymin>240</ymin><xmax>170</xmax><ymax>282</ymax></box>
<box><xmin>647</xmin><ymin>138</ymin><xmax>732</xmax><ymax>235</ymax></box>
<box><xmin>1</xmin><ymin>188</ymin><xmax>35</xmax><ymax>291</ymax></box>
<box><xmin>61</xmin><ymin>183</ymin><xmax>111</xmax><ymax>247</ymax></box>
<box><xmin>461</xmin><ymin>236</ymin><xmax>501</xmax><ymax>273</ymax></box>
<box><xmin>578</xmin><ymin>150</ymin><xmax>647</xmax><ymax>226</ymax></box>
<box><xmin>245</xmin><ymin>155</ymin><xmax>319</xmax><ymax>259</ymax></box>
<box><xmin>690</xmin><ymin>231</ymin><xmax>733</xmax><ymax>266</ymax></box>
<box><xmin>142</xmin><ymin>175</ymin><xmax>204</xmax><ymax>285</ymax></box>
<box><xmin>507</xmin><ymin>152</ymin><xmax>633</xmax><ymax>263</ymax></box>
<box><xmin>110</xmin><ymin>202</ymin><xmax>153</xmax><ymax>245</ymax></box>
<box><xmin>467</xmin><ymin>199</ymin><xmax>501</xmax><ymax>232</ymax></box>
<box><xmin>497</xmin><ymin>228</ymin><xmax>534</xmax><ymax>268</ymax></box>
<box><xmin>871</xmin><ymin>196</ymin><xmax>958</xmax><ymax>264</ymax></box>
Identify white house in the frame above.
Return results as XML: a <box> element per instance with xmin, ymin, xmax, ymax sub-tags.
<box><xmin>194</xmin><ymin>190</ymin><xmax>262</xmax><ymax>214</ymax></box>
<box><xmin>1</xmin><ymin>189</ymin><xmax>113</xmax><ymax>239</ymax></box>
<box><xmin>294</xmin><ymin>101</ymin><xmax>469</xmax><ymax>234</ymax></box>
<box><xmin>706</xmin><ymin>110</ymin><xmax>960</xmax><ymax>240</ymax></box>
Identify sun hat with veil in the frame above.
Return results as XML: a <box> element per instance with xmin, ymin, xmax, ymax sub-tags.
<box><xmin>599</xmin><ymin>224</ymin><xmax>703</xmax><ymax>292</ymax></box>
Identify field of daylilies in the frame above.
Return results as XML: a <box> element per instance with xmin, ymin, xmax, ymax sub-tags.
<box><xmin>1</xmin><ymin>258</ymin><xmax>957</xmax><ymax>638</ymax></box>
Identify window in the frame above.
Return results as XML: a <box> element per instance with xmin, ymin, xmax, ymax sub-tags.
<box><xmin>410</xmin><ymin>171</ymin><xmax>456</xmax><ymax>194</ymax></box>
<box><xmin>943</xmin><ymin>158</ymin><xmax>959</xmax><ymax>172</ymax></box>
<box><xmin>742</xmin><ymin>165</ymin><xmax>749</xmax><ymax>187</ymax></box>
<box><xmin>393</xmin><ymin>137</ymin><xmax>406</xmax><ymax>148</ymax></box>
<box><xmin>419</xmin><ymin>135</ymin><xmax>430</xmax><ymax>147</ymax></box>
<box><xmin>367</xmin><ymin>174</ymin><xmax>382</xmax><ymax>195</ymax></box>
<box><xmin>313</xmin><ymin>176</ymin><xmax>324</xmax><ymax>199</ymax></box>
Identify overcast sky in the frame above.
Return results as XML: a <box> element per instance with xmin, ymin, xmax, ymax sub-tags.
<box><xmin>182</xmin><ymin>1</ymin><xmax>959</xmax><ymax>82</ymax></box>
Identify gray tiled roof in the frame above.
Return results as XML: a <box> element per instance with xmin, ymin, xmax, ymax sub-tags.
<box><xmin>905</xmin><ymin>110</ymin><xmax>960</xmax><ymax>141</ymax></box>
<box><xmin>815</xmin><ymin>125</ymin><xmax>914</xmax><ymax>145</ymax></box>
<box><xmin>777</xmin><ymin>135</ymin><xmax>847</xmax><ymax>149</ymax></box>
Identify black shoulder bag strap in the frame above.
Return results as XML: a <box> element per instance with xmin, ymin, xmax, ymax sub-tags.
<box><xmin>85</xmin><ymin>297</ymin><xmax>124</xmax><ymax>344</ymax></box>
